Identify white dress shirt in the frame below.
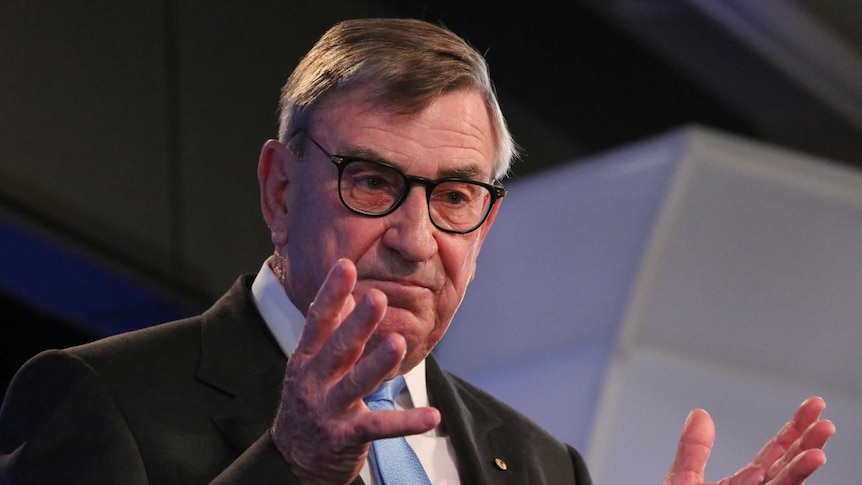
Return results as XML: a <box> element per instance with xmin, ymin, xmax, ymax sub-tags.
<box><xmin>251</xmin><ymin>258</ymin><xmax>460</xmax><ymax>484</ymax></box>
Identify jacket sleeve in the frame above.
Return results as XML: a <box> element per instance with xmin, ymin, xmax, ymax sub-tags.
<box><xmin>568</xmin><ymin>444</ymin><xmax>593</xmax><ymax>485</ymax></box>
<box><xmin>209</xmin><ymin>433</ymin><xmax>299</xmax><ymax>484</ymax></box>
<box><xmin>0</xmin><ymin>350</ymin><xmax>359</xmax><ymax>485</ymax></box>
<box><xmin>0</xmin><ymin>350</ymin><xmax>148</xmax><ymax>485</ymax></box>
<box><xmin>209</xmin><ymin>433</ymin><xmax>365</xmax><ymax>485</ymax></box>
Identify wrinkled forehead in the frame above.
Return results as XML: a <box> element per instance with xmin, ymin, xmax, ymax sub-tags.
<box><xmin>307</xmin><ymin>88</ymin><xmax>497</xmax><ymax>181</ymax></box>
<box><xmin>308</xmin><ymin>87</ymin><xmax>498</xmax><ymax>166</ymax></box>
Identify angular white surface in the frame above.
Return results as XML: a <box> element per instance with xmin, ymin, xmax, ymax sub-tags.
<box><xmin>595</xmin><ymin>127</ymin><xmax>861</xmax><ymax>483</ymax></box>
<box><xmin>436</xmin><ymin>125</ymin><xmax>861</xmax><ymax>483</ymax></box>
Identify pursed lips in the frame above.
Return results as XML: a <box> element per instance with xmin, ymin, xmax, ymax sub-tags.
<box><xmin>357</xmin><ymin>274</ymin><xmax>442</xmax><ymax>294</ymax></box>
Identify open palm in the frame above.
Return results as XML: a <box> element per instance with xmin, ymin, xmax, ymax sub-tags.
<box><xmin>663</xmin><ymin>397</ymin><xmax>834</xmax><ymax>485</ymax></box>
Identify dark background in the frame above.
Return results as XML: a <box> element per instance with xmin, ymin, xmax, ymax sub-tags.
<box><xmin>2</xmin><ymin>0</ymin><xmax>861</xmax><ymax>399</ymax></box>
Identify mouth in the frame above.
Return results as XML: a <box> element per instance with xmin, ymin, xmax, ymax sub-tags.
<box><xmin>359</xmin><ymin>277</ymin><xmax>435</xmax><ymax>292</ymax></box>
<box><xmin>355</xmin><ymin>276</ymin><xmax>441</xmax><ymax>308</ymax></box>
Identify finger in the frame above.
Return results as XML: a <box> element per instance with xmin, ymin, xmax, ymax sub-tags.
<box><xmin>356</xmin><ymin>406</ymin><xmax>441</xmax><ymax>443</ymax></box>
<box><xmin>765</xmin><ymin>418</ymin><xmax>835</xmax><ymax>480</ymax></box>
<box><xmin>806</xmin><ymin>418</ymin><xmax>836</xmax><ymax>451</ymax></box>
<box><xmin>776</xmin><ymin>396</ymin><xmax>825</xmax><ymax>450</ymax></box>
<box><xmin>350</xmin><ymin>335</ymin><xmax>439</xmax><ymax>440</ymax></box>
<box><xmin>309</xmin><ymin>289</ymin><xmax>387</xmax><ymax>383</ymax></box>
<box><xmin>339</xmin><ymin>334</ymin><xmax>440</xmax><ymax>443</ymax></box>
<box><xmin>332</xmin><ymin>331</ymin><xmax>408</xmax><ymax>408</ymax></box>
<box><xmin>295</xmin><ymin>259</ymin><xmax>358</xmax><ymax>356</ymax></box>
<box><xmin>767</xmin><ymin>448</ymin><xmax>827</xmax><ymax>485</ymax></box>
<box><xmin>751</xmin><ymin>397</ymin><xmax>826</xmax><ymax>474</ymax></box>
<box><xmin>778</xmin><ymin>418</ymin><xmax>835</xmax><ymax>463</ymax></box>
<box><xmin>663</xmin><ymin>408</ymin><xmax>715</xmax><ymax>485</ymax></box>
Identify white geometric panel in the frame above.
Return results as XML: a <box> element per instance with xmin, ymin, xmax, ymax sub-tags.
<box><xmin>622</xmin><ymin>128</ymin><xmax>862</xmax><ymax>392</ymax></box>
<box><xmin>436</xmin><ymin>124</ymin><xmax>860</xmax><ymax>484</ymax></box>
<box><xmin>592</xmin><ymin>126</ymin><xmax>862</xmax><ymax>484</ymax></box>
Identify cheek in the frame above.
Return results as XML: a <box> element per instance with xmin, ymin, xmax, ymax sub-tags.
<box><xmin>440</xmin><ymin>237</ymin><xmax>483</xmax><ymax>293</ymax></box>
<box><xmin>285</xmin><ymin>183</ymin><xmax>342</xmax><ymax>277</ymax></box>
<box><xmin>286</xmin><ymin>166</ymin><xmax>343</xmax><ymax>236</ymax></box>
<box><xmin>291</xmin><ymin>190</ymin><xmax>386</xmax><ymax>269</ymax></box>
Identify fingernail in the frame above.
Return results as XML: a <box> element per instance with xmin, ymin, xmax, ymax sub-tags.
<box><xmin>361</xmin><ymin>292</ymin><xmax>375</xmax><ymax>310</ymax></box>
<box><xmin>393</xmin><ymin>335</ymin><xmax>406</xmax><ymax>357</ymax></box>
<box><xmin>384</xmin><ymin>334</ymin><xmax>398</xmax><ymax>352</ymax></box>
<box><xmin>423</xmin><ymin>409</ymin><xmax>439</xmax><ymax>427</ymax></box>
<box><xmin>383</xmin><ymin>334</ymin><xmax>405</xmax><ymax>359</ymax></box>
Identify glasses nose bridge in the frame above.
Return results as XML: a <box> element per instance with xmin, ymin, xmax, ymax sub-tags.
<box><xmin>391</xmin><ymin>174</ymin><xmax>436</xmax><ymax>217</ymax></box>
<box><xmin>403</xmin><ymin>174</ymin><xmax>437</xmax><ymax>201</ymax></box>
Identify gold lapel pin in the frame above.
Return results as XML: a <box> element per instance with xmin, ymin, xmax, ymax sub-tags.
<box><xmin>494</xmin><ymin>457</ymin><xmax>508</xmax><ymax>471</ymax></box>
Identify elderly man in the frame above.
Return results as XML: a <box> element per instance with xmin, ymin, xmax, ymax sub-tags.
<box><xmin>0</xmin><ymin>18</ymin><xmax>833</xmax><ymax>485</ymax></box>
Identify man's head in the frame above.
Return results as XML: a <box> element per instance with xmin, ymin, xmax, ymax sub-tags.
<box><xmin>259</xmin><ymin>18</ymin><xmax>513</xmax><ymax>372</ymax></box>
<box><xmin>278</xmin><ymin>17</ymin><xmax>517</xmax><ymax>180</ymax></box>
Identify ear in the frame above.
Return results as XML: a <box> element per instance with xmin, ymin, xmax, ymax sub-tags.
<box><xmin>258</xmin><ymin>139</ymin><xmax>294</xmax><ymax>247</ymax></box>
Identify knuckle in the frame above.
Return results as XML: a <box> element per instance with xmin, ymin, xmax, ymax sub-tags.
<box><xmin>306</xmin><ymin>302</ymin><xmax>325</xmax><ymax>322</ymax></box>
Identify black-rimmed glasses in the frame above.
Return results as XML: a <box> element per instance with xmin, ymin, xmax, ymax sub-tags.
<box><xmin>298</xmin><ymin>132</ymin><xmax>506</xmax><ymax>234</ymax></box>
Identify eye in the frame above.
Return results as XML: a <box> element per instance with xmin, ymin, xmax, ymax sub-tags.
<box><xmin>359</xmin><ymin>174</ymin><xmax>387</xmax><ymax>190</ymax></box>
<box><xmin>344</xmin><ymin>161</ymin><xmax>395</xmax><ymax>184</ymax></box>
<box><xmin>433</xmin><ymin>183</ymin><xmax>478</xmax><ymax>207</ymax></box>
<box><xmin>443</xmin><ymin>190</ymin><xmax>468</xmax><ymax>204</ymax></box>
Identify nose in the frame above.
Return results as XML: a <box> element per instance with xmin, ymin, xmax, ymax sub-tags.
<box><xmin>381</xmin><ymin>185</ymin><xmax>438</xmax><ymax>262</ymax></box>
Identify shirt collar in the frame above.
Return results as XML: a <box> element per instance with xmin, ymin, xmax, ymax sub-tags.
<box><xmin>251</xmin><ymin>257</ymin><xmax>305</xmax><ymax>358</ymax></box>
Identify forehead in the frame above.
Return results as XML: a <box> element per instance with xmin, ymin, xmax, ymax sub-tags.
<box><xmin>312</xmin><ymin>89</ymin><xmax>496</xmax><ymax>180</ymax></box>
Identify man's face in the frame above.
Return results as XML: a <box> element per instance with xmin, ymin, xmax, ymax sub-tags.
<box><xmin>274</xmin><ymin>88</ymin><xmax>499</xmax><ymax>372</ymax></box>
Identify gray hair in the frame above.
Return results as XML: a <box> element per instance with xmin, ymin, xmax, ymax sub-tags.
<box><xmin>277</xmin><ymin>18</ymin><xmax>518</xmax><ymax>181</ymax></box>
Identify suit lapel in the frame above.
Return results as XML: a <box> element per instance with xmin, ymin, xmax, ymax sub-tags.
<box><xmin>193</xmin><ymin>275</ymin><xmax>366</xmax><ymax>485</ymax></box>
<box><xmin>195</xmin><ymin>275</ymin><xmax>287</xmax><ymax>453</ymax></box>
<box><xmin>426</xmin><ymin>355</ymin><xmax>507</xmax><ymax>485</ymax></box>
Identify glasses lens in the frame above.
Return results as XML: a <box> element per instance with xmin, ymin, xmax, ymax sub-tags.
<box><xmin>339</xmin><ymin>161</ymin><xmax>405</xmax><ymax>214</ymax></box>
<box><xmin>337</xmin><ymin>158</ymin><xmax>495</xmax><ymax>233</ymax></box>
<box><xmin>429</xmin><ymin>181</ymin><xmax>492</xmax><ymax>232</ymax></box>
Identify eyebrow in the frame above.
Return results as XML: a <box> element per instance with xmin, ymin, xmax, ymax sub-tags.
<box><xmin>340</xmin><ymin>145</ymin><xmax>490</xmax><ymax>182</ymax></box>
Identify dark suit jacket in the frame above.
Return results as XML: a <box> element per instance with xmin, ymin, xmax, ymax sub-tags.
<box><xmin>0</xmin><ymin>275</ymin><xmax>591</xmax><ymax>484</ymax></box>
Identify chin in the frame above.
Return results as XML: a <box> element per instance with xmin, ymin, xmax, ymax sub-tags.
<box><xmin>370</xmin><ymin>308</ymin><xmax>442</xmax><ymax>368</ymax></box>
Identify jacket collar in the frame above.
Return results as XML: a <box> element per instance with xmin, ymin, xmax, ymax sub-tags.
<box><xmin>196</xmin><ymin>275</ymin><xmax>286</xmax><ymax>452</ymax></box>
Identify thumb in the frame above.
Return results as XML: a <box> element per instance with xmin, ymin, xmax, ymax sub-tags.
<box><xmin>663</xmin><ymin>408</ymin><xmax>715</xmax><ymax>485</ymax></box>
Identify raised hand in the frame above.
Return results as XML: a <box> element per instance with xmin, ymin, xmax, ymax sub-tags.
<box><xmin>663</xmin><ymin>396</ymin><xmax>835</xmax><ymax>485</ymax></box>
<box><xmin>269</xmin><ymin>258</ymin><xmax>440</xmax><ymax>484</ymax></box>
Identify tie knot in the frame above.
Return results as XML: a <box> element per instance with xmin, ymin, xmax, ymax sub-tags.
<box><xmin>364</xmin><ymin>375</ymin><xmax>406</xmax><ymax>406</ymax></box>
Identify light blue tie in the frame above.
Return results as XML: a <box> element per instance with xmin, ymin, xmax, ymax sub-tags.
<box><xmin>363</xmin><ymin>376</ymin><xmax>432</xmax><ymax>485</ymax></box>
